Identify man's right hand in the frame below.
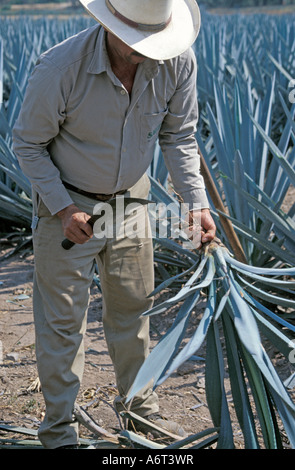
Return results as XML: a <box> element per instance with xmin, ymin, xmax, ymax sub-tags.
<box><xmin>57</xmin><ymin>204</ymin><xmax>93</xmax><ymax>245</ymax></box>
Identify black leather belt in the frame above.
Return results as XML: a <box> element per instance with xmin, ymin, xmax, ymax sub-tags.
<box><xmin>63</xmin><ymin>181</ymin><xmax>127</xmax><ymax>202</ymax></box>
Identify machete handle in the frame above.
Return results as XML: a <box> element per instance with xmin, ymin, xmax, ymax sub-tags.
<box><xmin>61</xmin><ymin>197</ymin><xmax>152</xmax><ymax>250</ymax></box>
<box><xmin>61</xmin><ymin>214</ymin><xmax>97</xmax><ymax>251</ymax></box>
<box><xmin>61</xmin><ymin>238</ymin><xmax>76</xmax><ymax>250</ymax></box>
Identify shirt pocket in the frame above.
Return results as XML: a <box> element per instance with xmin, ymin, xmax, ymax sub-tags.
<box><xmin>140</xmin><ymin>108</ymin><xmax>168</xmax><ymax>153</ymax></box>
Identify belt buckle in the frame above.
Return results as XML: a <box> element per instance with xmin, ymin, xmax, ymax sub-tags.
<box><xmin>95</xmin><ymin>190</ymin><xmax>126</xmax><ymax>202</ymax></box>
<box><xmin>95</xmin><ymin>193</ymin><xmax>113</xmax><ymax>202</ymax></box>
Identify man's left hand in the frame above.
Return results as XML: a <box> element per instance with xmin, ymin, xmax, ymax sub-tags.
<box><xmin>188</xmin><ymin>208</ymin><xmax>216</xmax><ymax>249</ymax></box>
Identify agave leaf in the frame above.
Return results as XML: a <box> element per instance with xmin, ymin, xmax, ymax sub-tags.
<box><xmin>206</xmin><ymin>103</ymin><xmax>235</xmax><ymax>209</ymax></box>
<box><xmin>278</xmin><ymin>92</ymin><xmax>295</xmax><ymax>136</ymax></box>
<box><xmin>238</xmin><ymin>338</ymin><xmax>282</xmax><ymax>449</ymax></box>
<box><xmin>222</xmin><ymin>313</ymin><xmax>260</xmax><ymax>448</ymax></box>
<box><xmin>216</xmin><ymin>209</ymin><xmax>295</xmax><ymax>266</ymax></box>
<box><xmin>258</xmin><ymin>74</ymin><xmax>276</xmax><ymax>190</ymax></box>
<box><xmin>285</xmin><ymin>374</ymin><xmax>295</xmax><ymax>390</ymax></box>
<box><xmin>233</xmin><ymin>150</ymin><xmax>251</xmax><ymax>228</ymax></box>
<box><xmin>213</xmin><ymin>80</ymin><xmax>235</xmax><ymax>167</ymax></box>
<box><xmin>244</xmin><ymin>294</ymin><xmax>295</xmax><ymax>355</ymax></box>
<box><xmin>149</xmin><ymin>258</ymin><xmax>200</xmax><ymax>297</ymax></box>
<box><xmin>267</xmin><ymin>51</ymin><xmax>293</xmax><ymax>82</ymax></box>
<box><xmin>165</xmin><ymin>427</ymin><xmax>220</xmax><ymax>450</ymax></box>
<box><xmin>205</xmin><ymin>319</ymin><xmax>234</xmax><ymax>449</ymax></box>
<box><xmin>130</xmin><ymin>240</ymin><xmax>295</xmax><ymax>448</ymax></box>
<box><xmin>190</xmin><ymin>433</ymin><xmax>220</xmax><ymax>449</ymax></box>
<box><xmin>0</xmin><ymin>162</ymin><xmax>31</xmax><ymax>196</ymax></box>
<box><xmin>157</xmin><ymin>281</ymin><xmax>215</xmax><ymax>384</ymax></box>
<box><xmin>228</xmin><ymin>265</ymin><xmax>295</xmax><ymax>288</ymax></box>
<box><xmin>221</xmin><ymin>171</ymin><xmax>295</xmax><ymax>244</ymax></box>
<box><xmin>223</xmin><ymin>249</ymin><xmax>295</xmax><ymax>275</ymax></box>
<box><xmin>236</xmin><ymin>275</ymin><xmax>295</xmax><ymax>309</ymax></box>
<box><xmin>120</xmin><ymin>430</ymin><xmax>165</xmax><ymax>449</ymax></box>
<box><xmin>127</xmin><ymin>291</ymin><xmax>200</xmax><ymax>401</ymax></box>
<box><xmin>229</xmin><ymin>273</ymin><xmax>295</xmax><ymax>413</ymax></box>
<box><xmin>142</xmin><ymin>255</ymin><xmax>214</xmax><ymax>316</ymax></box>
<box><xmin>250</xmin><ymin>115</ymin><xmax>295</xmax><ymax>187</ymax></box>
<box><xmin>0</xmin><ymin>38</ymin><xmax>3</xmax><ymax>111</ymax></box>
<box><xmin>228</xmin><ymin>274</ymin><xmax>295</xmax><ymax>448</ymax></box>
<box><xmin>0</xmin><ymin>194</ymin><xmax>31</xmax><ymax>226</ymax></box>
<box><xmin>0</xmin><ymin>424</ymin><xmax>38</xmax><ymax>436</ymax></box>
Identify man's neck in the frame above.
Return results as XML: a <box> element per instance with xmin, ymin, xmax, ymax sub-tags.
<box><xmin>105</xmin><ymin>32</ymin><xmax>138</xmax><ymax>93</ymax></box>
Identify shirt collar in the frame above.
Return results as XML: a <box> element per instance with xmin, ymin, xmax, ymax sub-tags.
<box><xmin>87</xmin><ymin>26</ymin><xmax>109</xmax><ymax>75</ymax></box>
<box><xmin>87</xmin><ymin>25</ymin><xmax>163</xmax><ymax>79</ymax></box>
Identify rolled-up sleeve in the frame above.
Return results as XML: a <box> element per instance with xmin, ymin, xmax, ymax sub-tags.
<box><xmin>159</xmin><ymin>50</ymin><xmax>209</xmax><ymax>210</ymax></box>
<box><xmin>12</xmin><ymin>57</ymin><xmax>74</xmax><ymax>215</ymax></box>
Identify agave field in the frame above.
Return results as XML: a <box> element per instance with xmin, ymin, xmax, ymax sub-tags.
<box><xmin>1</xmin><ymin>10</ymin><xmax>295</xmax><ymax>449</ymax></box>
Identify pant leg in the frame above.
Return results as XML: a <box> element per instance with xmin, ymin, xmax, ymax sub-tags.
<box><xmin>96</xmin><ymin>175</ymin><xmax>159</xmax><ymax>417</ymax></box>
<box><xmin>32</xmin><ymin>173</ymin><xmax>157</xmax><ymax>448</ymax></box>
<box><xmin>32</xmin><ymin>192</ymin><xmax>105</xmax><ymax>449</ymax></box>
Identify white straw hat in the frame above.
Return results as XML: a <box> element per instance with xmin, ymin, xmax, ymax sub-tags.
<box><xmin>79</xmin><ymin>0</ymin><xmax>201</xmax><ymax>60</ymax></box>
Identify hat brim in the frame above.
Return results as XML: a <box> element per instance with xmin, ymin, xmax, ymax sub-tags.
<box><xmin>79</xmin><ymin>0</ymin><xmax>201</xmax><ymax>60</ymax></box>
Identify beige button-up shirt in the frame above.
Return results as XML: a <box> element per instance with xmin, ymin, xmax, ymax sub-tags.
<box><xmin>13</xmin><ymin>24</ymin><xmax>209</xmax><ymax>215</ymax></box>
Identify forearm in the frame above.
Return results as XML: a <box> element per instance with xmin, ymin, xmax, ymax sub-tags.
<box><xmin>159</xmin><ymin>50</ymin><xmax>209</xmax><ymax>210</ymax></box>
<box><xmin>161</xmin><ymin>144</ymin><xmax>210</xmax><ymax>209</ymax></box>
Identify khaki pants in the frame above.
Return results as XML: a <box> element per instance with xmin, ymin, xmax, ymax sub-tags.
<box><xmin>32</xmin><ymin>174</ymin><xmax>158</xmax><ymax>449</ymax></box>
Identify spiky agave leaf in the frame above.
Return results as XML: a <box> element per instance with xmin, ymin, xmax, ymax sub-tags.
<box><xmin>128</xmin><ymin>239</ymin><xmax>295</xmax><ymax>449</ymax></box>
<box><xmin>0</xmin><ymin>134</ymin><xmax>32</xmax><ymax>228</ymax></box>
<box><xmin>0</xmin><ymin>38</ymin><xmax>3</xmax><ymax>112</ymax></box>
<box><xmin>197</xmin><ymin>73</ymin><xmax>295</xmax><ymax>267</ymax></box>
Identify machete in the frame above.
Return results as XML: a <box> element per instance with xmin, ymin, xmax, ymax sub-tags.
<box><xmin>61</xmin><ymin>197</ymin><xmax>151</xmax><ymax>250</ymax></box>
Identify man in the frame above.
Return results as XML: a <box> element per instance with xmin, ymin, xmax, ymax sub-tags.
<box><xmin>13</xmin><ymin>0</ymin><xmax>216</xmax><ymax>449</ymax></box>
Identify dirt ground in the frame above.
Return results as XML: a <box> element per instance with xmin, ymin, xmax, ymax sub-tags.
<box><xmin>0</xmin><ymin>244</ymin><xmax>294</xmax><ymax>450</ymax></box>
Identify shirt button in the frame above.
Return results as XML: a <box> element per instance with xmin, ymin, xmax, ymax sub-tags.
<box><xmin>120</xmin><ymin>89</ymin><xmax>126</xmax><ymax>95</ymax></box>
